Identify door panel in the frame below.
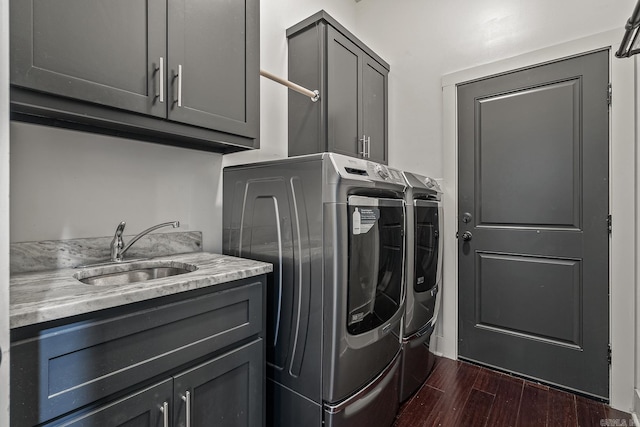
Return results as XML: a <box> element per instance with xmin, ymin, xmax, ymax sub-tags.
<box><xmin>10</xmin><ymin>0</ymin><xmax>166</xmax><ymax>117</ymax></box>
<box><xmin>327</xmin><ymin>27</ymin><xmax>361</xmax><ymax>157</ymax></box>
<box><xmin>173</xmin><ymin>340</ymin><xmax>262</xmax><ymax>427</ymax></box>
<box><xmin>45</xmin><ymin>379</ymin><xmax>173</xmax><ymax>427</ymax></box>
<box><xmin>362</xmin><ymin>57</ymin><xmax>387</xmax><ymax>164</ymax></box>
<box><xmin>167</xmin><ymin>0</ymin><xmax>258</xmax><ymax>137</ymax></box>
<box><xmin>458</xmin><ymin>50</ymin><xmax>609</xmax><ymax>398</ymax></box>
<box><xmin>477</xmin><ymin>80</ymin><xmax>580</xmax><ymax>227</ymax></box>
<box><xmin>476</xmin><ymin>253</ymin><xmax>581</xmax><ymax>347</ymax></box>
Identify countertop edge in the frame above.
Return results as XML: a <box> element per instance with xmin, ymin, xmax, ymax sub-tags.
<box><xmin>10</xmin><ymin>252</ymin><xmax>272</xmax><ymax>329</ymax></box>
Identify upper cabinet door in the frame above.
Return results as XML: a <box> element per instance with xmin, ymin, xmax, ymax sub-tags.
<box><xmin>287</xmin><ymin>12</ymin><xmax>389</xmax><ymax>164</ymax></box>
<box><xmin>10</xmin><ymin>0</ymin><xmax>167</xmax><ymax>117</ymax></box>
<box><xmin>167</xmin><ymin>0</ymin><xmax>259</xmax><ymax>139</ymax></box>
<box><xmin>326</xmin><ymin>26</ymin><xmax>362</xmax><ymax>158</ymax></box>
<box><xmin>362</xmin><ymin>55</ymin><xmax>388</xmax><ymax>164</ymax></box>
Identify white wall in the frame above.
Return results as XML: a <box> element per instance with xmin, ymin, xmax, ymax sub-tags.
<box><xmin>9</xmin><ymin>0</ymin><xmax>359</xmax><ymax>250</ymax></box>
<box><xmin>7</xmin><ymin>0</ymin><xmax>640</xmax><ymax>416</ymax></box>
<box><xmin>351</xmin><ymin>0</ymin><xmax>637</xmax><ymax>413</ymax></box>
<box><xmin>223</xmin><ymin>0</ymin><xmax>358</xmax><ymax>169</ymax></box>
<box><xmin>441</xmin><ymin>31</ymin><xmax>636</xmax><ymax>411</ymax></box>
<box><xmin>10</xmin><ymin>123</ymin><xmax>223</xmax><ymax>252</ymax></box>
<box><xmin>353</xmin><ymin>0</ymin><xmax>635</xmax><ymax>178</ymax></box>
<box><xmin>1</xmin><ymin>0</ymin><xmax>10</xmax><ymax>423</ymax></box>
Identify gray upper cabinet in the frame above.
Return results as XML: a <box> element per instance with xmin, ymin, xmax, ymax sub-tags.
<box><xmin>11</xmin><ymin>0</ymin><xmax>167</xmax><ymax>118</ymax></box>
<box><xmin>9</xmin><ymin>0</ymin><xmax>259</xmax><ymax>153</ymax></box>
<box><xmin>362</xmin><ymin>55</ymin><xmax>388</xmax><ymax>164</ymax></box>
<box><xmin>287</xmin><ymin>11</ymin><xmax>389</xmax><ymax>164</ymax></box>
<box><xmin>326</xmin><ymin>27</ymin><xmax>361</xmax><ymax>158</ymax></box>
<box><xmin>166</xmin><ymin>0</ymin><xmax>258</xmax><ymax>138</ymax></box>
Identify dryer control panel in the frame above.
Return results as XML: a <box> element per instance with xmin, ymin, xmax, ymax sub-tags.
<box><xmin>402</xmin><ymin>171</ymin><xmax>442</xmax><ymax>196</ymax></box>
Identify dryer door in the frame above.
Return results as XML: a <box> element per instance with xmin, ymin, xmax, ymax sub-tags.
<box><xmin>413</xmin><ymin>200</ymin><xmax>443</xmax><ymax>326</ymax></box>
<box><xmin>414</xmin><ymin>200</ymin><xmax>441</xmax><ymax>292</ymax></box>
<box><xmin>347</xmin><ymin>195</ymin><xmax>404</xmax><ymax>335</ymax></box>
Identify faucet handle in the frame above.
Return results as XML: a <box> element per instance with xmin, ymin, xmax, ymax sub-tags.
<box><xmin>114</xmin><ymin>221</ymin><xmax>126</xmax><ymax>238</ymax></box>
<box><xmin>111</xmin><ymin>221</ymin><xmax>126</xmax><ymax>262</ymax></box>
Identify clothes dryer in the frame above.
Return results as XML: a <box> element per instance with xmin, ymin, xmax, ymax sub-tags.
<box><xmin>223</xmin><ymin>153</ymin><xmax>406</xmax><ymax>427</ymax></box>
<box><xmin>399</xmin><ymin>171</ymin><xmax>443</xmax><ymax>402</ymax></box>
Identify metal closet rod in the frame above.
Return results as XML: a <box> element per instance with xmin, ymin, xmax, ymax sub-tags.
<box><xmin>616</xmin><ymin>0</ymin><xmax>640</xmax><ymax>58</ymax></box>
<box><xmin>260</xmin><ymin>69</ymin><xmax>320</xmax><ymax>102</ymax></box>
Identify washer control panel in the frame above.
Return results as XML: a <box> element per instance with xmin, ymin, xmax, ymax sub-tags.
<box><xmin>331</xmin><ymin>153</ymin><xmax>404</xmax><ymax>184</ymax></box>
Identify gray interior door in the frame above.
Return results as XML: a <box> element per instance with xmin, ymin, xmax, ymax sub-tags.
<box><xmin>457</xmin><ymin>50</ymin><xmax>610</xmax><ymax>399</ymax></box>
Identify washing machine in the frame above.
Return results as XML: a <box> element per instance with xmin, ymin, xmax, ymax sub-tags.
<box><xmin>223</xmin><ymin>153</ymin><xmax>406</xmax><ymax>427</ymax></box>
<box><xmin>399</xmin><ymin>171</ymin><xmax>443</xmax><ymax>402</ymax></box>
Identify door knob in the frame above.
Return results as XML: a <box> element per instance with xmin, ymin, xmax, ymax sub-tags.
<box><xmin>461</xmin><ymin>231</ymin><xmax>473</xmax><ymax>241</ymax></box>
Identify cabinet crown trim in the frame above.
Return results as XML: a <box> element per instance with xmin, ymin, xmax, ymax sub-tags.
<box><xmin>286</xmin><ymin>9</ymin><xmax>390</xmax><ymax>71</ymax></box>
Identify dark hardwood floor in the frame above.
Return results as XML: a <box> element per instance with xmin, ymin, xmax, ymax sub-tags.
<box><xmin>394</xmin><ymin>357</ymin><xmax>633</xmax><ymax>427</ymax></box>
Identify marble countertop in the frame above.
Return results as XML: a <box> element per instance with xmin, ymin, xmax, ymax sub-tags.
<box><xmin>10</xmin><ymin>252</ymin><xmax>272</xmax><ymax>329</ymax></box>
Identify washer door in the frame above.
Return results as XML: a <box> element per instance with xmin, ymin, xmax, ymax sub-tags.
<box><xmin>347</xmin><ymin>195</ymin><xmax>404</xmax><ymax>335</ymax></box>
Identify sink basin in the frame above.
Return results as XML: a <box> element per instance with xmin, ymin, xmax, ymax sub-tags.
<box><xmin>74</xmin><ymin>261</ymin><xmax>198</xmax><ymax>286</ymax></box>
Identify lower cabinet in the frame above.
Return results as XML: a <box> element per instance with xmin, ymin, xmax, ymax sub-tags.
<box><xmin>45</xmin><ymin>379</ymin><xmax>174</xmax><ymax>427</ymax></box>
<box><xmin>11</xmin><ymin>276</ymin><xmax>266</xmax><ymax>427</ymax></box>
<box><xmin>46</xmin><ymin>340</ymin><xmax>262</xmax><ymax>427</ymax></box>
<box><xmin>173</xmin><ymin>340</ymin><xmax>262</xmax><ymax>427</ymax></box>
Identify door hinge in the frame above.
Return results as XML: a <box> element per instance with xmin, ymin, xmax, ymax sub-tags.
<box><xmin>608</xmin><ymin>344</ymin><xmax>612</xmax><ymax>365</ymax></box>
<box><xmin>607</xmin><ymin>83</ymin><xmax>612</xmax><ymax>107</ymax></box>
<box><xmin>607</xmin><ymin>214</ymin><xmax>612</xmax><ymax>234</ymax></box>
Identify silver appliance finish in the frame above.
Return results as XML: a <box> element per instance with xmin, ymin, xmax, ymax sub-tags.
<box><xmin>399</xmin><ymin>171</ymin><xmax>443</xmax><ymax>402</ymax></box>
<box><xmin>223</xmin><ymin>153</ymin><xmax>406</xmax><ymax>427</ymax></box>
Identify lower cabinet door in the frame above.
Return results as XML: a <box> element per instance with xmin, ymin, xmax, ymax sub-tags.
<box><xmin>46</xmin><ymin>378</ymin><xmax>173</xmax><ymax>427</ymax></box>
<box><xmin>173</xmin><ymin>339</ymin><xmax>263</xmax><ymax>427</ymax></box>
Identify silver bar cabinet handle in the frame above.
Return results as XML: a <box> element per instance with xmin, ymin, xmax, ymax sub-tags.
<box><xmin>181</xmin><ymin>390</ymin><xmax>191</xmax><ymax>427</ymax></box>
<box><xmin>366</xmin><ymin>136</ymin><xmax>371</xmax><ymax>158</ymax></box>
<box><xmin>159</xmin><ymin>57</ymin><xmax>164</xmax><ymax>103</ymax></box>
<box><xmin>177</xmin><ymin>64</ymin><xmax>183</xmax><ymax>107</ymax></box>
<box><xmin>359</xmin><ymin>134</ymin><xmax>366</xmax><ymax>157</ymax></box>
<box><xmin>160</xmin><ymin>401</ymin><xmax>169</xmax><ymax>427</ymax></box>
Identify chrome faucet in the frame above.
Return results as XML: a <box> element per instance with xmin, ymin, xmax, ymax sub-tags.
<box><xmin>110</xmin><ymin>220</ymin><xmax>180</xmax><ymax>262</ymax></box>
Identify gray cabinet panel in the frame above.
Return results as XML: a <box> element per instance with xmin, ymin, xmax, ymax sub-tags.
<box><xmin>11</xmin><ymin>0</ymin><xmax>166</xmax><ymax>117</ymax></box>
<box><xmin>327</xmin><ymin>27</ymin><xmax>360</xmax><ymax>157</ymax></box>
<box><xmin>44</xmin><ymin>379</ymin><xmax>173</xmax><ymax>427</ymax></box>
<box><xmin>10</xmin><ymin>0</ymin><xmax>259</xmax><ymax>152</ymax></box>
<box><xmin>174</xmin><ymin>340</ymin><xmax>263</xmax><ymax>427</ymax></box>
<box><xmin>11</xmin><ymin>277</ymin><xmax>264</xmax><ymax>426</ymax></box>
<box><xmin>362</xmin><ymin>56</ymin><xmax>388</xmax><ymax>164</ymax></box>
<box><xmin>287</xmin><ymin>11</ymin><xmax>389</xmax><ymax>164</ymax></box>
<box><xmin>287</xmin><ymin>25</ymin><xmax>325</xmax><ymax>157</ymax></box>
<box><xmin>167</xmin><ymin>0</ymin><xmax>258</xmax><ymax>138</ymax></box>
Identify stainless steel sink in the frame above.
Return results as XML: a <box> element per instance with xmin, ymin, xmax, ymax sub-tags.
<box><xmin>74</xmin><ymin>261</ymin><xmax>197</xmax><ymax>286</ymax></box>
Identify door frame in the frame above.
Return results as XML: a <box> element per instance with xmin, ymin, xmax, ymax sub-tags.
<box><xmin>0</xmin><ymin>0</ymin><xmax>10</xmax><ymax>425</ymax></box>
<box><xmin>440</xmin><ymin>29</ymin><xmax>636</xmax><ymax>411</ymax></box>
